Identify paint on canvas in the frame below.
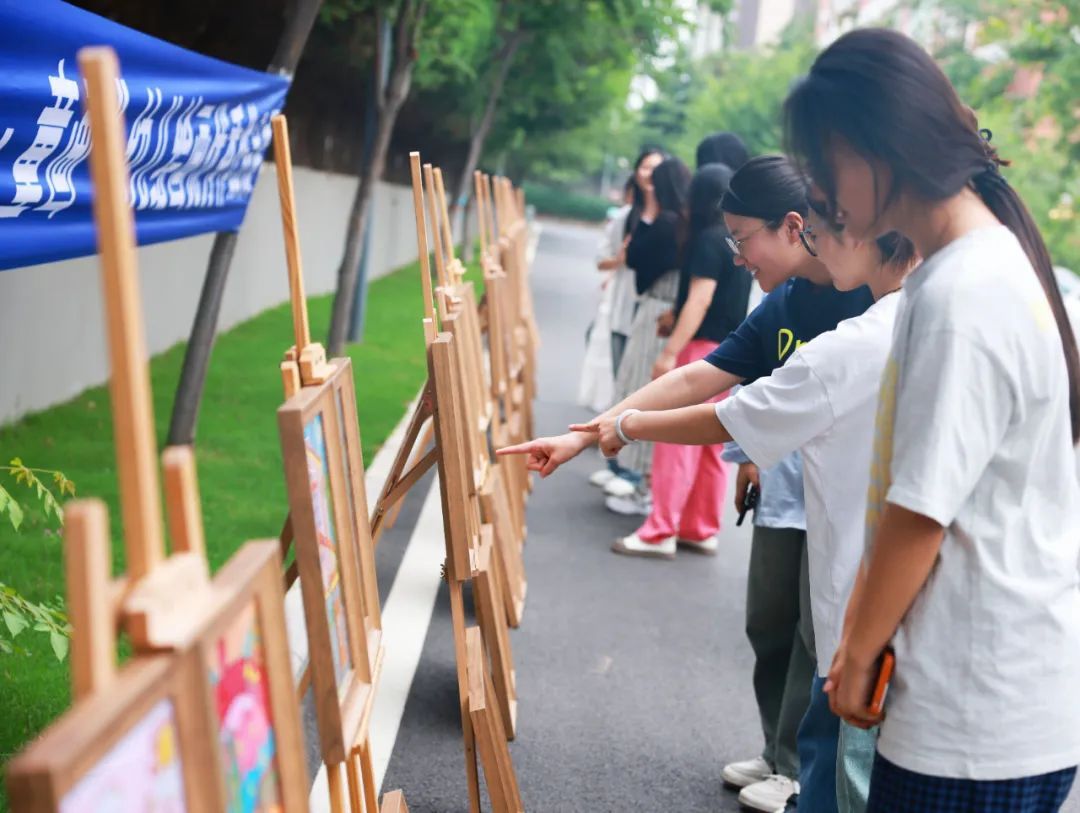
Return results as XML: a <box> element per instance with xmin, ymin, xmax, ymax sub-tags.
<box><xmin>60</xmin><ymin>697</ymin><xmax>187</xmax><ymax>812</ymax></box>
<box><xmin>207</xmin><ymin>601</ymin><xmax>283</xmax><ymax>813</ymax></box>
<box><xmin>304</xmin><ymin>413</ymin><xmax>351</xmax><ymax>687</ymax></box>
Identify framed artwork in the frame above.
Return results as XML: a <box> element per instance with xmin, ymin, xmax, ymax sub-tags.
<box><xmin>6</xmin><ymin>651</ymin><xmax>219</xmax><ymax>812</ymax></box>
<box><xmin>278</xmin><ymin>358</ymin><xmax>382</xmax><ymax>764</ymax></box>
<box><xmin>192</xmin><ymin>539</ymin><xmax>310</xmax><ymax>812</ymax></box>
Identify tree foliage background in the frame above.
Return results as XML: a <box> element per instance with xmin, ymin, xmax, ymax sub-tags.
<box><xmin>63</xmin><ymin>0</ymin><xmax>1080</xmax><ymax>269</ymax></box>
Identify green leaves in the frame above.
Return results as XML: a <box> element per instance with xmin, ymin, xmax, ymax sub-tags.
<box><xmin>928</xmin><ymin>0</ymin><xmax>1080</xmax><ymax>273</ymax></box>
<box><xmin>0</xmin><ymin>585</ymin><xmax>69</xmax><ymax>662</ymax></box>
<box><xmin>50</xmin><ymin>630</ymin><xmax>69</xmax><ymax>662</ymax></box>
<box><xmin>0</xmin><ymin>483</ymin><xmax>24</xmax><ymax>531</ymax></box>
<box><xmin>2</xmin><ymin>458</ymin><xmax>73</xmax><ymax>526</ymax></box>
<box><xmin>3</xmin><ymin>610</ymin><xmax>28</xmax><ymax>638</ymax></box>
<box><xmin>1</xmin><ymin>459</ymin><xmax>74</xmax><ymax>660</ymax></box>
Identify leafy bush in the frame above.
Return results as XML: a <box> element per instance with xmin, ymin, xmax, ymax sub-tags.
<box><xmin>0</xmin><ymin>459</ymin><xmax>73</xmax><ymax>660</ymax></box>
<box><xmin>522</xmin><ymin>182</ymin><xmax>612</xmax><ymax>222</ymax></box>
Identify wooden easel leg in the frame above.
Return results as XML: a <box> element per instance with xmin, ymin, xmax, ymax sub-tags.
<box><xmin>328</xmin><ymin>760</ymin><xmax>347</xmax><ymax>813</ymax></box>
<box><xmin>359</xmin><ymin>738</ymin><xmax>379</xmax><ymax>813</ymax></box>
<box><xmin>384</xmin><ymin>418</ymin><xmax>435</xmax><ymax>531</ymax></box>
<box><xmin>449</xmin><ymin>580</ymin><xmax>483</xmax><ymax>813</ymax></box>
<box><xmin>346</xmin><ymin>753</ymin><xmax>364</xmax><ymax>813</ymax></box>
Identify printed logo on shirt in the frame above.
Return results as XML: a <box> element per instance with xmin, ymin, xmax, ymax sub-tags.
<box><xmin>777</xmin><ymin>328</ymin><xmax>806</xmax><ymax>361</ymax></box>
<box><xmin>866</xmin><ymin>356</ymin><xmax>899</xmax><ymax>547</ymax></box>
<box><xmin>1026</xmin><ymin>290</ymin><xmax>1054</xmax><ymax>333</ymax></box>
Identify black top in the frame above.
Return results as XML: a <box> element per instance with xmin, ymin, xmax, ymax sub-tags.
<box><xmin>705</xmin><ymin>277</ymin><xmax>875</xmax><ymax>381</ymax></box>
<box><xmin>626</xmin><ymin>212</ymin><xmax>680</xmax><ymax>295</ymax></box>
<box><xmin>674</xmin><ymin>224</ymin><xmax>753</xmax><ymax>343</ymax></box>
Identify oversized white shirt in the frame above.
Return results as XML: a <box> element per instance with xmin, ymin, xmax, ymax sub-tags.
<box><xmin>715</xmin><ymin>292</ymin><xmax>902</xmax><ymax>675</ymax></box>
<box><xmin>865</xmin><ymin>225</ymin><xmax>1080</xmax><ymax>780</ymax></box>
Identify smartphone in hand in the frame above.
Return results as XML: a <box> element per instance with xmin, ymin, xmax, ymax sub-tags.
<box><xmin>868</xmin><ymin>647</ymin><xmax>895</xmax><ymax>716</ymax></box>
<box><xmin>736</xmin><ymin>484</ymin><xmax>759</xmax><ymax>527</ymax></box>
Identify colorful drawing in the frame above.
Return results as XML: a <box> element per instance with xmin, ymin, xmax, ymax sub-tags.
<box><xmin>303</xmin><ymin>413</ymin><xmax>351</xmax><ymax>687</ymax></box>
<box><xmin>60</xmin><ymin>698</ymin><xmax>187</xmax><ymax>813</ymax></box>
<box><xmin>207</xmin><ymin>602</ymin><xmax>283</xmax><ymax>813</ymax></box>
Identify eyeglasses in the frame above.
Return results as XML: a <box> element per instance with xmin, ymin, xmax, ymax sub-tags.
<box><xmin>799</xmin><ymin>225</ymin><xmax>818</xmax><ymax>257</ymax></box>
<box><xmin>725</xmin><ymin>223</ymin><xmax>767</xmax><ymax>256</ymax></box>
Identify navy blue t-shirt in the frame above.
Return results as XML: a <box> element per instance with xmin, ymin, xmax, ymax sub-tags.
<box><xmin>704</xmin><ymin>277</ymin><xmax>875</xmax><ymax>382</ymax></box>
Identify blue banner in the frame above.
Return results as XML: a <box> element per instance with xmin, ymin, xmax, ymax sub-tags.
<box><xmin>0</xmin><ymin>0</ymin><xmax>291</xmax><ymax>271</ymax></box>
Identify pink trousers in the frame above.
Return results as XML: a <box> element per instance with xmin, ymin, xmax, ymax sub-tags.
<box><xmin>637</xmin><ymin>339</ymin><xmax>730</xmax><ymax>543</ymax></box>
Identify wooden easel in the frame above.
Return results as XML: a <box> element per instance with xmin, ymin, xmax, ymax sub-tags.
<box><xmin>474</xmin><ymin>172</ymin><xmax>531</xmax><ymax>538</ymax></box>
<box><xmin>380</xmin><ymin>789</ymin><xmax>410</xmax><ymax>812</ymax></box>
<box><xmin>366</xmin><ymin>152</ymin><xmax>523</xmax><ymax>812</ymax></box>
<box><xmin>414</xmin><ymin>155</ymin><xmax>520</xmax><ymax>727</ymax></box>
<box><xmin>422</xmin><ymin>163</ymin><xmax>527</xmax><ymax>630</ymax></box>
<box><xmin>272</xmin><ymin>114</ymin><xmax>386</xmax><ymax>813</ymax></box>
<box><xmin>478</xmin><ymin>174</ymin><xmax>536</xmax><ymax>458</ymax></box>
<box><xmin>7</xmin><ymin>48</ymin><xmax>309</xmax><ymax>812</ymax></box>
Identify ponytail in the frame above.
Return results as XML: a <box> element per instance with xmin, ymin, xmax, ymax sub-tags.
<box><xmin>785</xmin><ymin>28</ymin><xmax>1080</xmax><ymax>441</ymax></box>
<box><xmin>973</xmin><ymin>166</ymin><xmax>1080</xmax><ymax>441</ymax></box>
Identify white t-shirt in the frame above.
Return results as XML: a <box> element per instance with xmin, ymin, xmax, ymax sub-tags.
<box><xmin>601</xmin><ymin>206</ymin><xmax>638</xmax><ymax>337</ymax></box>
<box><xmin>715</xmin><ymin>293</ymin><xmax>901</xmax><ymax>674</ymax></box>
<box><xmin>866</xmin><ymin>225</ymin><xmax>1080</xmax><ymax>780</ymax></box>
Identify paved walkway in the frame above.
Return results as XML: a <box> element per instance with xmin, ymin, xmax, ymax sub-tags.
<box><xmin>375</xmin><ymin>220</ymin><xmax>761</xmax><ymax>811</ymax></box>
<box><xmin>327</xmin><ymin>219</ymin><xmax>1079</xmax><ymax>812</ymax></box>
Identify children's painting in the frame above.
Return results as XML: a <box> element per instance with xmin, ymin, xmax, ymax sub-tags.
<box><xmin>207</xmin><ymin>601</ymin><xmax>283</xmax><ymax>813</ymax></box>
<box><xmin>59</xmin><ymin>698</ymin><xmax>187</xmax><ymax>813</ymax></box>
<box><xmin>304</xmin><ymin>413</ymin><xmax>351</xmax><ymax>688</ymax></box>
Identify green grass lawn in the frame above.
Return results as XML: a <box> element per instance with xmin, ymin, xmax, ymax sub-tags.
<box><xmin>0</xmin><ymin>255</ymin><xmax>476</xmax><ymax>805</ymax></box>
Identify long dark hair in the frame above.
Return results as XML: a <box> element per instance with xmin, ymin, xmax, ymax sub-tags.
<box><xmin>784</xmin><ymin>28</ymin><xmax>1080</xmax><ymax>440</ymax></box>
<box><xmin>689</xmin><ymin>163</ymin><xmax>733</xmax><ymax>239</ymax></box>
<box><xmin>720</xmin><ymin>155</ymin><xmax>809</xmax><ymax>226</ymax></box>
<box><xmin>626</xmin><ymin>147</ymin><xmax>666</xmax><ymax>236</ymax></box>
<box><xmin>651</xmin><ymin>157</ymin><xmax>694</xmax><ymax>262</ymax></box>
<box><xmin>695</xmin><ymin>132</ymin><xmax>750</xmax><ymax>171</ymax></box>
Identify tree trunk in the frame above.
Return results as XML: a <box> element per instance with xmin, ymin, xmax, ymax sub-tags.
<box><xmin>326</xmin><ymin>51</ymin><xmax>416</xmax><ymax>355</ymax></box>
<box><xmin>450</xmin><ymin>31</ymin><xmax>525</xmax><ymax>236</ymax></box>
<box><xmin>325</xmin><ymin>0</ymin><xmax>427</xmax><ymax>355</ymax></box>
<box><xmin>167</xmin><ymin>0</ymin><xmax>322</xmax><ymax>446</ymax></box>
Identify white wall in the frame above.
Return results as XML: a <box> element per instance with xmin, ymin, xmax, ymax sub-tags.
<box><xmin>0</xmin><ymin>165</ymin><xmax>419</xmax><ymax>425</ymax></box>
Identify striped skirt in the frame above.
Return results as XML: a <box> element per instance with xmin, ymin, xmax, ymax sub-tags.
<box><xmin>613</xmin><ymin>270</ymin><xmax>680</xmax><ymax>478</ymax></box>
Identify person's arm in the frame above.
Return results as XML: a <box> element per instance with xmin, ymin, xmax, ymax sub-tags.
<box><xmin>497</xmin><ymin>360</ymin><xmax>742</xmax><ymax>475</ymax></box>
<box><xmin>828</xmin><ymin>505</ymin><xmax>944</xmax><ymax>728</ymax></box>
<box><xmin>620</xmin><ymin>402</ymin><xmax>733</xmax><ymax>445</ymax></box>
<box><xmin>596</xmin><ymin>291</ymin><xmax>773</xmax><ymax>424</ymax></box>
<box><xmin>653</xmin><ymin>276</ymin><xmax>717</xmax><ymax>379</ymax></box>
<box><xmin>582</xmin><ymin>344</ymin><xmax>833</xmax><ymax>460</ymax></box>
<box><xmin>497</xmin><ymin>287</ymin><xmax>775</xmax><ymax>475</ymax></box>
<box><xmin>829</xmin><ymin>330</ymin><xmax>1012</xmax><ymax>727</ymax></box>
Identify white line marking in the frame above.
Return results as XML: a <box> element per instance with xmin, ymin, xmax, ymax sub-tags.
<box><xmin>302</xmin><ymin>390</ymin><xmax>443</xmax><ymax>810</ymax></box>
<box><xmin>369</xmin><ymin>479</ymin><xmax>446</xmax><ymax>790</ymax></box>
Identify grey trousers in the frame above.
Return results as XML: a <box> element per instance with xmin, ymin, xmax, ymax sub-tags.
<box><xmin>746</xmin><ymin>525</ymin><xmax>816</xmax><ymax>780</ymax></box>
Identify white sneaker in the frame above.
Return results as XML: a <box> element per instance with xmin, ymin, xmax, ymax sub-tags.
<box><xmin>721</xmin><ymin>756</ymin><xmax>772</xmax><ymax>788</ymax></box>
<box><xmin>589</xmin><ymin>469</ymin><xmax>616</xmax><ymax>488</ymax></box>
<box><xmin>677</xmin><ymin>534</ymin><xmax>719</xmax><ymax>556</ymax></box>
<box><xmin>603</xmin><ymin>476</ymin><xmax>638</xmax><ymax>498</ymax></box>
<box><xmin>738</xmin><ymin>775</ymin><xmax>799</xmax><ymax>813</ymax></box>
<box><xmin>605</xmin><ymin>492</ymin><xmax>652</xmax><ymax>516</ymax></box>
<box><xmin>610</xmin><ymin>533</ymin><xmax>675</xmax><ymax>559</ymax></box>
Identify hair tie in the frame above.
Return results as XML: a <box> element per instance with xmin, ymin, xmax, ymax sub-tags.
<box><xmin>977</xmin><ymin>127</ymin><xmax>1010</xmax><ymax>171</ymax></box>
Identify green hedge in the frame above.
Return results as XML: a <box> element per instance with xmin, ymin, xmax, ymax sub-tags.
<box><xmin>522</xmin><ymin>182</ymin><xmax>611</xmax><ymax>223</ymax></box>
